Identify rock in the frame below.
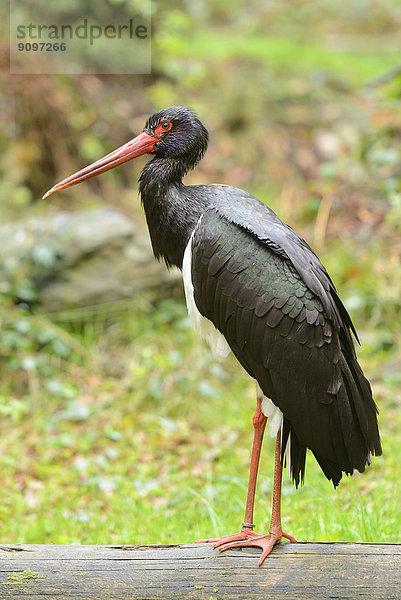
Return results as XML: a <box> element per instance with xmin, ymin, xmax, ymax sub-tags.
<box><xmin>0</xmin><ymin>208</ymin><xmax>180</xmax><ymax>310</ymax></box>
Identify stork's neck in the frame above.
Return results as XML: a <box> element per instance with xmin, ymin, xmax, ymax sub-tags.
<box><xmin>139</xmin><ymin>157</ymin><xmax>208</xmax><ymax>269</ymax></box>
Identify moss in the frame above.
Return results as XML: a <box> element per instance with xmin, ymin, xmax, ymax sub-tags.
<box><xmin>2</xmin><ymin>569</ymin><xmax>46</xmax><ymax>585</ymax></box>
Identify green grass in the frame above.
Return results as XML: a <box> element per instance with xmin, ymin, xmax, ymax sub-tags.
<box><xmin>0</xmin><ymin>293</ymin><xmax>399</xmax><ymax>546</ymax></box>
<box><xmin>179</xmin><ymin>32</ymin><xmax>400</xmax><ymax>86</ymax></box>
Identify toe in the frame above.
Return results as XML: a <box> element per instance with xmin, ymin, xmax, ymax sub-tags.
<box><xmin>282</xmin><ymin>531</ymin><xmax>297</xmax><ymax>543</ymax></box>
<box><xmin>216</xmin><ymin>538</ymin><xmax>252</xmax><ymax>552</ymax></box>
<box><xmin>257</xmin><ymin>542</ymin><xmax>275</xmax><ymax>567</ymax></box>
<box><xmin>213</xmin><ymin>533</ymin><xmax>245</xmax><ymax>548</ymax></box>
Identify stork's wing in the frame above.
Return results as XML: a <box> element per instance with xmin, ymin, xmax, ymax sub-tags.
<box><xmin>190</xmin><ymin>197</ymin><xmax>381</xmax><ymax>486</ymax></box>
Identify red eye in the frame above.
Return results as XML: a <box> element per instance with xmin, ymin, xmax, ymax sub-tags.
<box><xmin>155</xmin><ymin>121</ymin><xmax>172</xmax><ymax>135</ymax></box>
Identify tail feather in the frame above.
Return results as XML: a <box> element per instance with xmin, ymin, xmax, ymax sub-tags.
<box><xmin>282</xmin><ymin>418</ymin><xmax>307</xmax><ymax>488</ymax></box>
<box><xmin>341</xmin><ymin>354</ymin><xmax>382</xmax><ymax>457</ymax></box>
<box><xmin>312</xmin><ymin>352</ymin><xmax>382</xmax><ymax>488</ymax></box>
<box><xmin>285</xmin><ymin>352</ymin><xmax>381</xmax><ymax>488</ymax></box>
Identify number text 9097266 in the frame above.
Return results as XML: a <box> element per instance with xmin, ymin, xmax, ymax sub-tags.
<box><xmin>17</xmin><ymin>42</ymin><xmax>67</xmax><ymax>51</ymax></box>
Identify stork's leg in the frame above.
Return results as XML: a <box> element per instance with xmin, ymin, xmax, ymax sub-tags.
<box><xmin>195</xmin><ymin>396</ymin><xmax>268</xmax><ymax>546</ymax></box>
<box><xmin>214</xmin><ymin>426</ymin><xmax>297</xmax><ymax>566</ymax></box>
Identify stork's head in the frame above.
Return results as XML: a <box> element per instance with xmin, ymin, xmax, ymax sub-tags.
<box><xmin>42</xmin><ymin>106</ymin><xmax>208</xmax><ymax>198</ymax></box>
<box><xmin>144</xmin><ymin>106</ymin><xmax>208</xmax><ymax>164</ymax></box>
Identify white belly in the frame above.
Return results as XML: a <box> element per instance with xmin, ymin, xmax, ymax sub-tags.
<box><xmin>182</xmin><ymin>228</ymin><xmax>231</xmax><ymax>360</ymax></box>
<box><xmin>182</xmin><ymin>227</ymin><xmax>286</xmax><ymax>447</ymax></box>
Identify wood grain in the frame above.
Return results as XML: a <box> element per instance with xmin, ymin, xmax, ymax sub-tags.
<box><xmin>1</xmin><ymin>542</ymin><xmax>400</xmax><ymax>599</ymax></box>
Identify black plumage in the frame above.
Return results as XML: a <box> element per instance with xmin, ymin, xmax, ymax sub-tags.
<box><xmin>137</xmin><ymin>107</ymin><xmax>381</xmax><ymax>488</ymax></box>
<box><xmin>190</xmin><ymin>196</ymin><xmax>381</xmax><ymax>486</ymax></box>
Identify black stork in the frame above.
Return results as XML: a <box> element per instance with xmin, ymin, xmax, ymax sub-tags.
<box><xmin>43</xmin><ymin>106</ymin><xmax>382</xmax><ymax>566</ymax></box>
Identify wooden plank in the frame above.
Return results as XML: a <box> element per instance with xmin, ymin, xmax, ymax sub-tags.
<box><xmin>0</xmin><ymin>542</ymin><xmax>400</xmax><ymax>599</ymax></box>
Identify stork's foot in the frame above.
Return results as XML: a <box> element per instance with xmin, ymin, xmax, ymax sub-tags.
<box><xmin>195</xmin><ymin>525</ymin><xmax>260</xmax><ymax>547</ymax></box>
<box><xmin>218</xmin><ymin>529</ymin><xmax>296</xmax><ymax>566</ymax></box>
<box><xmin>197</xmin><ymin>526</ymin><xmax>296</xmax><ymax>567</ymax></box>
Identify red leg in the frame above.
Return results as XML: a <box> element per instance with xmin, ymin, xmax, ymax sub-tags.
<box><xmin>196</xmin><ymin>396</ymin><xmax>268</xmax><ymax>545</ymax></box>
<box><xmin>215</xmin><ymin>426</ymin><xmax>296</xmax><ymax>566</ymax></box>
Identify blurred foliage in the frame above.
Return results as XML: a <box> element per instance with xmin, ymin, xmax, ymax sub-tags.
<box><xmin>2</xmin><ymin>0</ymin><xmax>401</xmax><ymax>376</ymax></box>
<box><xmin>1</xmin><ymin>0</ymin><xmax>401</xmax><ymax>545</ymax></box>
<box><xmin>10</xmin><ymin>0</ymin><xmax>151</xmax><ymax>75</ymax></box>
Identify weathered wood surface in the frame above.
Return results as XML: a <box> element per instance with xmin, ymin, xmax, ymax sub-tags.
<box><xmin>0</xmin><ymin>542</ymin><xmax>400</xmax><ymax>599</ymax></box>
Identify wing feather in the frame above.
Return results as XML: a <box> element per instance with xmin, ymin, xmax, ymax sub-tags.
<box><xmin>191</xmin><ymin>206</ymin><xmax>381</xmax><ymax>486</ymax></box>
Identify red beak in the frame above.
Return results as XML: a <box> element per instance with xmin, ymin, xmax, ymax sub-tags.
<box><xmin>42</xmin><ymin>130</ymin><xmax>159</xmax><ymax>199</ymax></box>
